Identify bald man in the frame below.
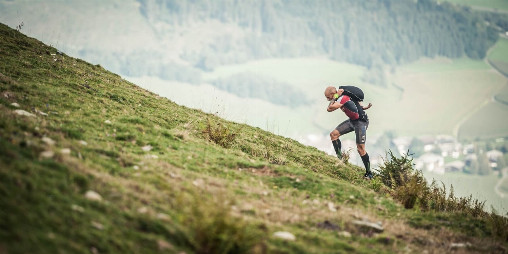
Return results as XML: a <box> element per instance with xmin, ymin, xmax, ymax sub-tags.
<box><xmin>324</xmin><ymin>86</ymin><xmax>373</xmax><ymax>179</ymax></box>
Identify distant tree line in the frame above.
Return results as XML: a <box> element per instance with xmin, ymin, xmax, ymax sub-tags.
<box><xmin>138</xmin><ymin>0</ymin><xmax>502</xmax><ymax>77</ymax></box>
<box><xmin>211</xmin><ymin>72</ymin><xmax>310</xmax><ymax>107</ymax></box>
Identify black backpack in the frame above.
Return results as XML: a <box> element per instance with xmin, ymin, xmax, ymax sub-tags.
<box><xmin>339</xmin><ymin>86</ymin><xmax>364</xmax><ymax>102</ymax></box>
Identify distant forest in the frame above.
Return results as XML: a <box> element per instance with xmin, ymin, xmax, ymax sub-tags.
<box><xmin>138</xmin><ymin>0</ymin><xmax>505</xmax><ymax>70</ymax></box>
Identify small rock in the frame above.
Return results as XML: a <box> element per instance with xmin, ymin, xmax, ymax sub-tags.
<box><xmin>90</xmin><ymin>247</ymin><xmax>99</xmax><ymax>254</ymax></box>
<box><xmin>352</xmin><ymin>220</ymin><xmax>384</xmax><ymax>233</ymax></box>
<box><xmin>137</xmin><ymin>206</ymin><xmax>148</xmax><ymax>214</ymax></box>
<box><xmin>450</xmin><ymin>242</ymin><xmax>471</xmax><ymax>249</ymax></box>
<box><xmin>42</xmin><ymin>137</ymin><xmax>55</xmax><ymax>146</ymax></box>
<box><xmin>144</xmin><ymin>154</ymin><xmax>158</xmax><ymax>159</ymax></box>
<box><xmin>79</xmin><ymin>140</ymin><xmax>88</xmax><ymax>146</ymax></box>
<box><xmin>71</xmin><ymin>204</ymin><xmax>84</xmax><ymax>212</ymax></box>
<box><xmin>10</xmin><ymin>102</ymin><xmax>20</xmax><ymax>107</ymax></box>
<box><xmin>14</xmin><ymin>109</ymin><xmax>35</xmax><ymax>117</ymax></box>
<box><xmin>328</xmin><ymin>202</ymin><xmax>337</xmax><ymax>212</ymax></box>
<box><xmin>36</xmin><ymin>109</ymin><xmax>48</xmax><ymax>116</ymax></box>
<box><xmin>133</xmin><ymin>165</ymin><xmax>139</xmax><ymax>170</ymax></box>
<box><xmin>273</xmin><ymin>231</ymin><xmax>296</xmax><ymax>241</ymax></box>
<box><xmin>156</xmin><ymin>213</ymin><xmax>170</xmax><ymax>221</ymax></box>
<box><xmin>157</xmin><ymin>239</ymin><xmax>173</xmax><ymax>251</ymax></box>
<box><xmin>192</xmin><ymin>179</ymin><xmax>204</xmax><ymax>187</ymax></box>
<box><xmin>141</xmin><ymin>145</ymin><xmax>152</xmax><ymax>152</ymax></box>
<box><xmin>312</xmin><ymin>199</ymin><xmax>320</xmax><ymax>205</ymax></box>
<box><xmin>338</xmin><ymin>231</ymin><xmax>352</xmax><ymax>238</ymax></box>
<box><xmin>91</xmin><ymin>221</ymin><xmax>104</xmax><ymax>230</ymax></box>
<box><xmin>40</xmin><ymin>150</ymin><xmax>54</xmax><ymax>158</ymax></box>
<box><xmin>104</xmin><ymin>120</ymin><xmax>112</xmax><ymax>124</ymax></box>
<box><xmin>262</xmin><ymin>191</ymin><xmax>268</xmax><ymax>196</ymax></box>
<box><xmin>295</xmin><ymin>178</ymin><xmax>301</xmax><ymax>182</ymax></box>
<box><xmin>60</xmin><ymin>148</ymin><xmax>71</xmax><ymax>155</ymax></box>
<box><xmin>349</xmin><ymin>195</ymin><xmax>355</xmax><ymax>200</ymax></box>
<box><xmin>85</xmin><ymin>190</ymin><xmax>102</xmax><ymax>202</ymax></box>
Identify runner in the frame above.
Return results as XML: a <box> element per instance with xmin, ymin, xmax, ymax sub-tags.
<box><xmin>324</xmin><ymin>86</ymin><xmax>373</xmax><ymax>179</ymax></box>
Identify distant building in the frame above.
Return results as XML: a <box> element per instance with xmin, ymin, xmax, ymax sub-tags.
<box><xmin>418</xmin><ymin>135</ymin><xmax>436</xmax><ymax>152</ymax></box>
<box><xmin>438</xmin><ymin>142</ymin><xmax>461</xmax><ymax>158</ymax></box>
<box><xmin>486</xmin><ymin>150</ymin><xmax>503</xmax><ymax>168</ymax></box>
<box><xmin>415</xmin><ymin>153</ymin><xmax>444</xmax><ymax>174</ymax></box>
<box><xmin>463</xmin><ymin>144</ymin><xmax>475</xmax><ymax>155</ymax></box>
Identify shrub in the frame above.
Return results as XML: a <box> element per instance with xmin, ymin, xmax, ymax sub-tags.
<box><xmin>202</xmin><ymin>119</ymin><xmax>237</xmax><ymax>148</ymax></box>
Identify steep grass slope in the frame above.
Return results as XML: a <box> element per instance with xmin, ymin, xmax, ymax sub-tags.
<box><xmin>0</xmin><ymin>23</ymin><xmax>506</xmax><ymax>253</ymax></box>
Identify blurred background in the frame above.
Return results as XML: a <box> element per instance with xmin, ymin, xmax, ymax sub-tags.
<box><xmin>1</xmin><ymin>0</ymin><xmax>507</xmax><ymax>213</ymax></box>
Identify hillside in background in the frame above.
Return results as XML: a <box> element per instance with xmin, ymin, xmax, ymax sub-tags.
<box><xmin>1</xmin><ymin>23</ymin><xmax>508</xmax><ymax>253</ymax></box>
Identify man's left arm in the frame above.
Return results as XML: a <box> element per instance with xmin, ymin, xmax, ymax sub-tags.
<box><xmin>360</xmin><ymin>102</ymin><xmax>372</xmax><ymax>110</ymax></box>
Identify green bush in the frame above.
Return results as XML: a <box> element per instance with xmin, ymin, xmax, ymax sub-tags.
<box><xmin>202</xmin><ymin>119</ymin><xmax>237</xmax><ymax>148</ymax></box>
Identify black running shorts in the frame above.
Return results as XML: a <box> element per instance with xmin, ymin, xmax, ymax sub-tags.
<box><xmin>335</xmin><ymin>119</ymin><xmax>369</xmax><ymax>144</ymax></box>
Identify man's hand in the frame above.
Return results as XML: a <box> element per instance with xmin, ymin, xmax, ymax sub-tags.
<box><xmin>362</xmin><ymin>103</ymin><xmax>372</xmax><ymax>110</ymax></box>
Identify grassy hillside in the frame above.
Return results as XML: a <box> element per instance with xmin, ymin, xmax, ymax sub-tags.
<box><xmin>1</xmin><ymin>23</ymin><xmax>507</xmax><ymax>253</ymax></box>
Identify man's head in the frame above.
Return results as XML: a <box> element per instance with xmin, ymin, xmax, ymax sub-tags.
<box><xmin>324</xmin><ymin>86</ymin><xmax>337</xmax><ymax>101</ymax></box>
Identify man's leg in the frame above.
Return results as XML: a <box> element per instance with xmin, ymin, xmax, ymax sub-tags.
<box><xmin>331</xmin><ymin>120</ymin><xmax>354</xmax><ymax>159</ymax></box>
<box><xmin>354</xmin><ymin>121</ymin><xmax>372</xmax><ymax>178</ymax></box>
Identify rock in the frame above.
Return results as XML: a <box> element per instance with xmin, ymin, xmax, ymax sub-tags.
<box><xmin>273</xmin><ymin>231</ymin><xmax>296</xmax><ymax>241</ymax></box>
<box><xmin>91</xmin><ymin>221</ymin><xmax>104</xmax><ymax>230</ymax></box>
<box><xmin>349</xmin><ymin>195</ymin><xmax>355</xmax><ymax>200</ymax></box>
<box><xmin>71</xmin><ymin>204</ymin><xmax>84</xmax><ymax>212</ymax></box>
<box><xmin>141</xmin><ymin>145</ymin><xmax>152</xmax><ymax>152</ymax></box>
<box><xmin>79</xmin><ymin>140</ymin><xmax>88</xmax><ymax>146</ymax></box>
<box><xmin>352</xmin><ymin>220</ymin><xmax>384</xmax><ymax>233</ymax></box>
<box><xmin>41</xmin><ymin>137</ymin><xmax>55</xmax><ymax>146</ymax></box>
<box><xmin>36</xmin><ymin>109</ymin><xmax>48</xmax><ymax>116</ymax></box>
<box><xmin>104</xmin><ymin>120</ymin><xmax>112</xmax><ymax>124</ymax></box>
<box><xmin>327</xmin><ymin>202</ymin><xmax>337</xmax><ymax>212</ymax></box>
<box><xmin>133</xmin><ymin>165</ymin><xmax>139</xmax><ymax>170</ymax></box>
<box><xmin>137</xmin><ymin>206</ymin><xmax>148</xmax><ymax>214</ymax></box>
<box><xmin>85</xmin><ymin>190</ymin><xmax>102</xmax><ymax>202</ymax></box>
<box><xmin>60</xmin><ymin>148</ymin><xmax>71</xmax><ymax>155</ymax></box>
<box><xmin>14</xmin><ymin>109</ymin><xmax>35</xmax><ymax>117</ymax></box>
<box><xmin>156</xmin><ymin>213</ymin><xmax>170</xmax><ymax>221</ymax></box>
<box><xmin>338</xmin><ymin>231</ymin><xmax>352</xmax><ymax>238</ymax></box>
<box><xmin>40</xmin><ymin>150</ymin><xmax>54</xmax><ymax>159</ymax></box>
<box><xmin>192</xmin><ymin>178</ymin><xmax>204</xmax><ymax>187</ymax></box>
<box><xmin>157</xmin><ymin>239</ymin><xmax>173</xmax><ymax>251</ymax></box>
<box><xmin>450</xmin><ymin>242</ymin><xmax>471</xmax><ymax>249</ymax></box>
<box><xmin>144</xmin><ymin>154</ymin><xmax>158</xmax><ymax>159</ymax></box>
<box><xmin>10</xmin><ymin>102</ymin><xmax>20</xmax><ymax>108</ymax></box>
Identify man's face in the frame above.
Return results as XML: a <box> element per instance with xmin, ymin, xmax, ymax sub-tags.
<box><xmin>325</xmin><ymin>92</ymin><xmax>334</xmax><ymax>101</ymax></box>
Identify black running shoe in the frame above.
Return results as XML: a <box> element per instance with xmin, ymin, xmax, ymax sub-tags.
<box><xmin>364</xmin><ymin>172</ymin><xmax>373</xmax><ymax>180</ymax></box>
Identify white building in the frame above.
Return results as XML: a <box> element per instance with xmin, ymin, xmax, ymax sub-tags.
<box><xmin>415</xmin><ymin>153</ymin><xmax>445</xmax><ymax>174</ymax></box>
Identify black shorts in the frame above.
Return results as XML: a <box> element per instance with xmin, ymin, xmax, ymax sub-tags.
<box><xmin>335</xmin><ymin>119</ymin><xmax>369</xmax><ymax>144</ymax></box>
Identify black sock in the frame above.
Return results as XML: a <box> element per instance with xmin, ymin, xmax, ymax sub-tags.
<box><xmin>361</xmin><ymin>153</ymin><xmax>371</xmax><ymax>174</ymax></box>
<box><xmin>332</xmin><ymin>139</ymin><xmax>342</xmax><ymax>158</ymax></box>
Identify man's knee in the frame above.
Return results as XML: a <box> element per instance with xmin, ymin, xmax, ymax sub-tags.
<box><xmin>357</xmin><ymin>144</ymin><xmax>366</xmax><ymax>155</ymax></box>
<box><xmin>330</xmin><ymin>130</ymin><xmax>340</xmax><ymax>140</ymax></box>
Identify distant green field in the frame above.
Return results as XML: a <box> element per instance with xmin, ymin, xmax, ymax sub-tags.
<box><xmin>488</xmin><ymin>38</ymin><xmax>508</xmax><ymax>77</ymax></box>
<box><xmin>443</xmin><ymin>0</ymin><xmax>508</xmax><ymax>11</ymax></box>
<box><xmin>495</xmin><ymin>84</ymin><xmax>508</xmax><ymax>105</ymax></box>
<box><xmin>458</xmin><ymin>101</ymin><xmax>508</xmax><ymax>139</ymax></box>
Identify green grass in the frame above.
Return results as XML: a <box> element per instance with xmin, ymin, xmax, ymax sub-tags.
<box><xmin>1</xmin><ymin>23</ymin><xmax>507</xmax><ymax>253</ymax></box>
<box><xmin>457</xmin><ymin>101</ymin><xmax>508</xmax><ymax>140</ymax></box>
<box><xmin>442</xmin><ymin>0</ymin><xmax>508</xmax><ymax>11</ymax></box>
<box><xmin>488</xmin><ymin>38</ymin><xmax>508</xmax><ymax>77</ymax></box>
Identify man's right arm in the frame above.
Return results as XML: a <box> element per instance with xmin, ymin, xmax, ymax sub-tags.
<box><xmin>327</xmin><ymin>101</ymin><xmax>342</xmax><ymax>112</ymax></box>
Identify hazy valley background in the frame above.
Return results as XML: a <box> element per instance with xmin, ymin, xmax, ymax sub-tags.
<box><xmin>1</xmin><ymin>0</ymin><xmax>508</xmax><ymax>213</ymax></box>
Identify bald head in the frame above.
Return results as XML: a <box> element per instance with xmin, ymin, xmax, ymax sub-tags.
<box><xmin>324</xmin><ymin>86</ymin><xmax>337</xmax><ymax>101</ymax></box>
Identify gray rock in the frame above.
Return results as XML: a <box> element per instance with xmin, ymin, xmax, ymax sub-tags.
<box><xmin>338</xmin><ymin>231</ymin><xmax>352</xmax><ymax>238</ymax></box>
<box><xmin>273</xmin><ymin>231</ymin><xmax>296</xmax><ymax>241</ymax></box>
<box><xmin>40</xmin><ymin>150</ymin><xmax>54</xmax><ymax>158</ymax></box>
<box><xmin>85</xmin><ymin>190</ymin><xmax>102</xmax><ymax>202</ymax></box>
<box><xmin>42</xmin><ymin>137</ymin><xmax>55</xmax><ymax>146</ymax></box>
<box><xmin>14</xmin><ymin>109</ymin><xmax>35</xmax><ymax>117</ymax></box>
<box><xmin>141</xmin><ymin>145</ymin><xmax>153</xmax><ymax>152</ymax></box>
<box><xmin>352</xmin><ymin>220</ymin><xmax>384</xmax><ymax>233</ymax></box>
<box><xmin>10</xmin><ymin>102</ymin><xmax>20</xmax><ymax>108</ymax></box>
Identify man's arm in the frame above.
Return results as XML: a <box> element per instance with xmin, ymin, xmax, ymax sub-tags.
<box><xmin>361</xmin><ymin>102</ymin><xmax>372</xmax><ymax>110</ymax></box>
<box><xmin>327</xmin><ymin>101</ymin><xmax>343</xmax><ymax>112</ymax></box>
